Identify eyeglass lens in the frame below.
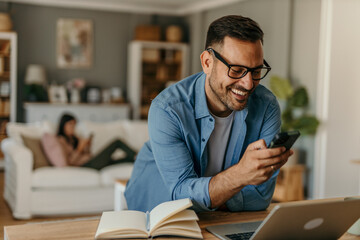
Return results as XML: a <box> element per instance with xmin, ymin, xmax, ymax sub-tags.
<box><xmin>229</xmin><ymin>66</ymin><xmax>268</xmax><ymax>80</ymax></box>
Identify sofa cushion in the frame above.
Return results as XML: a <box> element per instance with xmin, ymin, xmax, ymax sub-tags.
<box><xmin>77</xmin><ymin>120</ymin><xmax>126</xmax><ymax>155</ymax></box>
<box><xmin>41</xmin><ymin>133</ymin><xmax>67</xmax><ymax>167</ymax></box>
<box><xmin>32</xmin><ymin>167</ymin><xmax>100</xmax><ymax>188</ymax></box>
<box><xmin>21</xmin><ymin>135</ymin><xmax>50</xmax><ymax>169</ymax></box>
<box><xmin>6</xmin><ymin>121</ymin><xmax>55</xmax><ymax>145</ymax></box>
<box><xmin>120</xmin><ymin>120</ymin><xmax>149</xmax><ymax>152</ymax></box>
<box><xmin>99</xmin><ymin>163</ymin><xmax>134</xmax><ymax>186</ymax></box>
<box><xmin>77</xmin><ymin>120</ymin><xmax>148</xmax><ymax>154</ymax></box>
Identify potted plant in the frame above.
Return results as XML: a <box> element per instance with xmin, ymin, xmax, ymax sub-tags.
<box><xmin>269</xmin><ymin>75</ymin><xmax>320</xmax><ymax>165</ymax></box>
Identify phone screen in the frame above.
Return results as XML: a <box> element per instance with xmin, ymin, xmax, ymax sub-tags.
<box><xmin>268</xmin><ymin>130</ymin><xmax>300</xmax><ymax>150</ymax></box>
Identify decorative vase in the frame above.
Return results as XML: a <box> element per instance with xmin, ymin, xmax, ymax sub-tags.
<box><xmin>70</xmin><ymin>89</ymin><xmax>80</xmax><ymax>103</ymax></box>
<box><xmin>166</xmin><ymin>25</ymin><xmax>182</xmax><ymax>42</ymax></box>
<box><xmin>0</xmin><ymin>13</ymin><xmax>12</xmax><ymax>31</ymax></box>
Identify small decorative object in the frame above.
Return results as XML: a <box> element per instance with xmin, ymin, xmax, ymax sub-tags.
<box><xmin>0</xmin><ymin>81</ymin><xmax>9</xmax><ymax>96</ymax></box>
<box><xmin>0</xmin><ymin>13</ymin><xmax>12</xmax><ymax>31</ymax></box>
<box><xmin>166</xmin><ymin>25</ymin><xmax>182</xmax><ymax>42</ymax></box>
<box><xmin>134</xmin><ymin>25</ymin><xmax>161</xmax><ymax>41</ymax></box>
<box><xmin>86</xmin><ymin>87</ymin><xmax>101</xmax><ymax>103</ymax></box>
<box><xmin>24</xmin><ymin>64</ymin><xmax>48</xmax><ymax>102</ymax></box>
<box><xmin>142</xmin><ymin>49</ymin><xmax>160</xmax><ymax>62</ymax></box>
<box><xmin>102</xmin><ymin>89</ymin><xmax>111</xmax><ymax>103</ymax></box>
<box><xmin>70</xmin><ymin>89</ymin><xmax>80</xmax><ymax>103</ymax></box>
<box><xmin>66</xmin><ymin>78</ymin><xmax>85</xmax><ymax>103</ymax></box>
<box><xmin>48</xmin><ymin>85</ymin><xmax>67</xmax><ymax>103</ymax></box>
<box><xmin>110</xmin><ymin>87</ymin><xmax>123</xmax><ymax>103</ymax></box>
<box><xmin>57</xmin><ymin>18</ymin><xmax>93</xmax><ymax>69</ymax></box>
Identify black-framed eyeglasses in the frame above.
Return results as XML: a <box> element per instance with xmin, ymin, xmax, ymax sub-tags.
<box><xmin>206</xmin><ymin>48</ymin><xmax>271</xmax><ymax>81</ymax></box>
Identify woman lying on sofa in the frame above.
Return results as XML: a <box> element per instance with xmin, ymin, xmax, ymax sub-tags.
<box><xmin>41</xmin><ymin>113</ymin><xmax>136</xmax><ymax>170</ymax></box>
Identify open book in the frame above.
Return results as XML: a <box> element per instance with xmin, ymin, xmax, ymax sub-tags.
<box><xmin>95</xmin><ymin>198</ymin><xmax>203</xmax><ymax>239</ymax></box>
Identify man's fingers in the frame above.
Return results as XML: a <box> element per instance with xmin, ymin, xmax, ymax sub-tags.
<box><xmin>253</xmin><ymin>147</ymin><xmax>286</xmax><ymax>159</ymax></box>
<box><xmin>256</xmin><ymin>150</ymin><xmax>292</xmax><ymax>168</ymax></box>
<box><xmin>248</xmin><ymin>139</ymin><xmax>267</xmax><ymax>150</ymax></box>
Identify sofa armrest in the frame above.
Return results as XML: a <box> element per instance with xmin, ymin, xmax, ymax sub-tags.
<box><xmin>1</xmin><ymin>138</ymin><xmax>34</xmax><ymax>219</ymax></box>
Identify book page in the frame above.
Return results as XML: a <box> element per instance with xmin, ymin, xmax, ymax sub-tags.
<box><xmin>151</xmin><ymin>209</ymin><xmax>198</xmax><ymax>231</ymax></box>
<box><xmin>149</xmin><ymin>198</ymin><xmax>192</xmax><ymax>231</ymax></box>
<box><xmin>151</xmin><ymin>220</ymin><xmax>203</xmax><ymax>239</ymax></box>
<box><xmin>95</xmin><ymin>211</ymin><xmax>147</xmax><ymax>239</ymax></box>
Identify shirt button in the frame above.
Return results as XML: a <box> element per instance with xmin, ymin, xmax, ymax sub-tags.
<box><xmin>202</xmin><ymin>138</ymin><xmax>205</xmax><ymax>142</ymax></box>
<box><xmin>209</xmin><ymin>118</ymin><xmax>213</xmax><ymax>122</ymax></box>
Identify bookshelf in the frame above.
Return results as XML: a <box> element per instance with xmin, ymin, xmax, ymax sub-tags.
<box><xmin>0</xmin><ymin>32</ymin><xmax>17</xmax><ymax>167</ymax></box>
<box><xmin>127</xmin><ymin>41</ymin><xmax>189</xmax><ymax>119</ymax></box>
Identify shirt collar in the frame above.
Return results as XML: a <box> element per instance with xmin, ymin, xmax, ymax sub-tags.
<box><xmin>194</xmin><ymin>72</ymin><xmax>210</xmax><ymax>119</ymax></box>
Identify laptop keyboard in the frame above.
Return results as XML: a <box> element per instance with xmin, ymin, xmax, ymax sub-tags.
<box><xmin>225</xmin><ymin>231</ymin><xmax>255</xmax><ymax>240</ymax></box>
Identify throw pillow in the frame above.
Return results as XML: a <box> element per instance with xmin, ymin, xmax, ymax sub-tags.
<box><xmin>41</xmin><ymin>133</ymin><xmax>67</xmax><ymax>167</ymax></box>
<box><xmin>21</xmin><ymin>135</ymin><xmax>50</xmax><ymax>169</ymax></box>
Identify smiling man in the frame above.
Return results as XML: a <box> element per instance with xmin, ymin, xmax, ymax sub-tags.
<box><xmin>125</xmin><ymin>15</ymin><xmax>293</xmax><ymax>212</ymax></box>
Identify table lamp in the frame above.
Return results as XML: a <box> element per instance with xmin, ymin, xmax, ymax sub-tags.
<box><xmin>24</xmin><ymin>64</ymin><xmax>48</xmax><ymax>102</ymax></box>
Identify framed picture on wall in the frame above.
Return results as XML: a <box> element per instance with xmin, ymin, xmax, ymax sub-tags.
<box><xmin>56</xmin><ymin>18</ymin><xmax>93</xmax><ymax>69</ymax></box>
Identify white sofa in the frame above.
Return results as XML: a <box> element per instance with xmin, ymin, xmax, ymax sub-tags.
<box><xmin>2</xmin><ymin>120</ymin><xmax>148</xmax><ymax>219</ymax></box>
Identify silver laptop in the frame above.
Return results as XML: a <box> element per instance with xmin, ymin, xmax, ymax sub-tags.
<box><xmin>206</xmin><ymin>198</ymin><xmax>360</xmax><ymax>240</ymax></box>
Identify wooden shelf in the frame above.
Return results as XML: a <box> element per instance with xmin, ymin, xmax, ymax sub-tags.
<box><xmin>0</xmin><ymin>72</ymin><xmax>10</xmax><ymax>79</ymax></box>
<box><xmin>128</xmin><ymin>41</ymin><xmax>189</xmax><ymax>119</ymax></box>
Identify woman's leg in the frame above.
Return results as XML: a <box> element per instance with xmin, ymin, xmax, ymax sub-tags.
<box><xmin>82</xmin><ymin>139</ymin><xmax>136</xmax><ymax>170</ymax></box>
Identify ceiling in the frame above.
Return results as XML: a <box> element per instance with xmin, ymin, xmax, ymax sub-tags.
<box><xmin>2</xmin><ymin>0</ymin><xmax>245</xmax><ymax>15</ymax></box>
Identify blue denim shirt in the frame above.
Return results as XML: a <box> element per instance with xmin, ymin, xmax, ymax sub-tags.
<box><xmin>124</xmin><ymin>72</ymin><xmax>281</xmax><ymax>212</ymax></box>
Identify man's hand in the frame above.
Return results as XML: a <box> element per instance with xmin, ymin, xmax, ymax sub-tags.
<box><xmin>234</xmin><ymin>139</ymin><xmax>293</xmax><ymax>186</ymax></box>
<box><xmin>208</xmin><ymin>139</ymin><xmax>293</xmax><ymax>208</ymax></box>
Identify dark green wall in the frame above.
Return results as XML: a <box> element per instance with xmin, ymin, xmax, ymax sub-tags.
<box><xmin>7</xmin><ymin>3</ymin><xmax>188</xmax><ymax>121</ymax></box>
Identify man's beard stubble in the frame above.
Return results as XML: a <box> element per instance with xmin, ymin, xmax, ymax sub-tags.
<box><xmin>208</xmin><ymin>74</ymin><xmax>254</xmax><ymax>112</ymax></box>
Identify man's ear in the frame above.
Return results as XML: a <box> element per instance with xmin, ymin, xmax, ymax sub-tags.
<box><xmin>200</xmin><ymin>50</ymin><xmax>213</xmax><ymax>75</ymax></box>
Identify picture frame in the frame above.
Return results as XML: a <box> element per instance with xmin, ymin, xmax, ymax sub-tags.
<box><xmin>48</xmin><ymin>85</ymin><xmax>68</xmax><ymax>103</ymax></box>
<box><xmin>56</xmin><ymin>18</ymin><xmax>93</xmax><ymax>69</ymax></box>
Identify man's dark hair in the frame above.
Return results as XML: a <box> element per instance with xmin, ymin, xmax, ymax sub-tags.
<box><xmin>205</xmin><ymin>15</ymin><xmax>264</xmax><ymax>49</ymax></box>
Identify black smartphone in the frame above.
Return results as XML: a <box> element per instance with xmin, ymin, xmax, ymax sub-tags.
<box><xmin>268</xmin><ymin>130</ymin><xmax>300</xmax><ymax>150</ymax></box>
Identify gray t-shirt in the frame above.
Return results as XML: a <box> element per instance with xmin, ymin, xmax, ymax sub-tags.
<box><xmin>204</xmin><ymin>111</ymin><xmax>235</xmax><ymax>177</ymax></box>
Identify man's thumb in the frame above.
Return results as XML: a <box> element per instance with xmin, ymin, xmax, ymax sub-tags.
<box><xmin>249</xmin><ymin>139</ymin><xmax>267</xmax><ymax>150</ymax></box>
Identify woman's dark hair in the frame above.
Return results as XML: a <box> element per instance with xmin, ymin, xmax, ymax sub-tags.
<box><xmin>57</xmin><ymin>113</ymin><xmax>78</xmax><ymax>148</ymax></box>
<box><xmin>205</xmin><ymin>15</ymin><xmax>264</xmax><ymax>49</ymax></box>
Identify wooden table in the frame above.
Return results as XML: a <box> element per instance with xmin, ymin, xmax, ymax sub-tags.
<box><xmin>4</xmin><ymin>203</ymin><xmax>360</xmax><ymax>240</ymax></box>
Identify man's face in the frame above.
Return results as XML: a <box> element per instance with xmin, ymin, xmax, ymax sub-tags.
<box><xmin>203</xmin><ymin>37</ymin><xmax>264</xmax><ymax>117</ymax></box>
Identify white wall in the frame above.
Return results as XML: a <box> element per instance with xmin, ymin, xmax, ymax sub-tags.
<box><xmin>315</xmin><ymin>0</ymin><xmax>360</xmax><ymax>198</ymax></box>
<box><xmin>290</xmin><ymin>0</ymin><xmax>322</xmax><ymax>198</ymax></box>
<box><xmin>186</xmin><ymin>0</ymin><xmax>292</xmax><ymax>79</ymax></box>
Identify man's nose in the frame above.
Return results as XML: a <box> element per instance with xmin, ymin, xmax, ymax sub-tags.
<box><xmin>239</xmin><ymin>72</ymin><xmax>254</xmax><ymax>91</ymax></box>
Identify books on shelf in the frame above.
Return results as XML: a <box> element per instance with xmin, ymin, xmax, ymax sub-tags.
<box><xmin>95</xmin><ymin>198</ymin><xmax>202</xmax><ymax>239</ymax></box>
<box><xmin>0</xmin><ymin>98</ymin><xmax>10</xmax><ymax>116</ymax></box>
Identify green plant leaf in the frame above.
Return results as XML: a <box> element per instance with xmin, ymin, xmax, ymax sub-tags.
<box><xmin>289</xmin><ymin>87</ymin><xmax>309</xmax><ymax>107</ymax></box>
<box><xmin>281</xmin><ymin>107</ymin><xmax>293</xmax><ymax>124</ymax></box>
<box><xmin>292</xmin><ymin>116</ymin><xmax>320</xmax><ymax>135</ymax></box>
<box><xmin>269</xmin><ymin>75</ymin><xmax>294</xmax><ymax>100</ymax></box>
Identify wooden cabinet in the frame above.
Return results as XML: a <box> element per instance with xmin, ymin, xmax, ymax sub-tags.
<box><xmin>127</xmin><ymin>41</ymin><xmax>189</xmax><ymax>119</ymax></box>
<box><xmin>0</xmin><ymin>32</ymin><xmax>17</xmax><ymax>167</ymax></box>
<box><xmin>273</xmin><ymin>164</ymin><xmax>305</xmax><ymax>202</ymax></box>
<box><xmin>24</xmin><ymin>103</ymin><xmax>130</xmax><ymax>124</ymax></box>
